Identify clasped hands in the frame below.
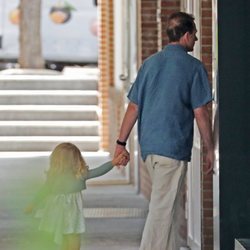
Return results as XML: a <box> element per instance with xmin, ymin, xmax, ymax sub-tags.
<box><xmin>113</xmin><ymin>145</ymin><xmax>130</xmax><ymax>167</ymax></box>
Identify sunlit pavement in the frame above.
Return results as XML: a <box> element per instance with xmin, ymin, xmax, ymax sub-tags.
<box><xmin>0</xmin><ymin>155</ymin><xmax>148</xmax><ymax>250</ymax></box>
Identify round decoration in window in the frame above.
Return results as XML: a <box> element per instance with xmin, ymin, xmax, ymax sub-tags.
<box><xmin>9</xmin><ymin>6</ymin><xmax>20</xmax><ymax>25</ymax></box>
<box><xmin>49</xmin><ymin>1</ymin><xmax>76</xmax><ymax>24</ymax></box>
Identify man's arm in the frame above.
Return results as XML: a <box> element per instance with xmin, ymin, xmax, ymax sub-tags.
<box><xmin>114</xmin><ymin>101</ymin><xmax>138</xmax><ymax>165</ymax></box>
<box><xmin>194</xmin><ymin>104</ymin><xmax>214</xmax><ymax>174</ymax></box>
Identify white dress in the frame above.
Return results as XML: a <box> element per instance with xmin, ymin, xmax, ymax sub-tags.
<box><xmin>33</xmin><ymin>161</ymin><xmax>113</xmax><ymax>245</ymax></box>
<box><xmin>35</xmin><ymin>192</ymin><xmax>85</xmax><ymax>245</ymax></box>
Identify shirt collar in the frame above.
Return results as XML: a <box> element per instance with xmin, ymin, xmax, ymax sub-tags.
<box><xmin>164</xmin><ymin>44</ymin><xmax>187</xmax><ymax>53</ymax></box>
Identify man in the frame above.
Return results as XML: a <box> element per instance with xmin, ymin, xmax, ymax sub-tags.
<box><xmin>115</xmin><ymin>12</ymin><xmax>214</xmax><ymax>250</ymax></box>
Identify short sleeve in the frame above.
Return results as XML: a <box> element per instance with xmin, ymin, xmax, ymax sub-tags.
<box><xmin>191</xmin><ymin>64</ymin><xmax>213</xmax><ymax>109</ymax></box>
<box><xmin>127</xmin><ymin>64</ymin><xmax>144</xmax><ymax>104</ymax></box>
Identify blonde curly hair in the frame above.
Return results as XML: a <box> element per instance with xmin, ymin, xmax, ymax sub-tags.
<box><xmin>47</xmin><ymin>142</ymin><xmax>88</xmax><ymax>179</ymax></box>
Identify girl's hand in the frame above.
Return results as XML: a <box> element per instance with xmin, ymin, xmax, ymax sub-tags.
<box><xmin>24</xmin><ymin>204</ymin><xmax>34</xmax><ymax>214</ymax></box>
<box><xmin>112</xmin><ymin>151</ymin><xmax>129</xmax><ymax>166</ymax></box>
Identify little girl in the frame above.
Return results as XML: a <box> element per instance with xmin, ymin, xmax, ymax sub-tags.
<box><xmin>25</xmin><ymin>142</ymin><xmax>127</xmax><ymax>250</ymax></box>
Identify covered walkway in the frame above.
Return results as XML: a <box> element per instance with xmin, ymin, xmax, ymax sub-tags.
<box><xmin>0</xmin><ymin>154</ymin><xmax>148</xmax><ymax>250</ymax></box>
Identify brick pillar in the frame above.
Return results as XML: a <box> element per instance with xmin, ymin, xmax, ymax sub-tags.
<box><xmin>201</xmin><ymin>1</ymin><xmax>213</xmax><ymax>249</ymax></box>
<box><xmin>98</xmin><ymin>0</ymin><xmax>114</xmax><ymax>151</ymax></box>
<box><xmin>141</xmin><ymin>0</ymin><xmax>158</xmax><ymax>61</ymax></box>
<box><xmin>161</xmin><ymin>0</ymin><xmax>180</xmax><ymax>47</ymax></box>
<box><xmin>107</xmin><ymin>0</ymin><xmax>114</xmax><ymax>87</ymax></box>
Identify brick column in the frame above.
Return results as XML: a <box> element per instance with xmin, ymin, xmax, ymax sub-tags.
<box><xmin>161</xmin><ymin>0</ymin><xmax>180</xmax><ymax>47</ymax></box>
<box><xmin>201</xmin><ymin>0</ymin><xmax>213</xmax><ymax>249</ymax></box>
<box><xmin>141</xmin><ymin>0</ymin><xmax>158</xmax><ymax>61</ymax></box>
<box><xmin>98</xmin><ymin>0</ymin><xmax>114</xmax><ymax>151</ymax></box>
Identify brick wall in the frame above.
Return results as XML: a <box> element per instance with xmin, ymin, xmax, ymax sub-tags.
<box><xmin>201</xmin><ymin>1</ymin><xmax>213</xmax><ymax>249</ymax></box>
<box><xmin>98</xmin><ymin>0</ymin><xmax>114</xmax><ymax>150</ymax></box>
<box><xmin>161</xmin><ymin>0</ymin><xmax>181</xmax><ymax>47</ymax></box>
<box><xmin>141</xmin><ymin>0</ymin><xmax>158</xmax><ymax>62</ymax></box>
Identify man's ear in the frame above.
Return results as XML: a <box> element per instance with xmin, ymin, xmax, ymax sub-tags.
<box><xmin>180</xmin><ymin>32</ymin><xmax>189</xmax><ymax>45</ymax></box>
<box><xmin>183</xmin><ymin>32</ymin><xmax>190</xmax><ymax>41</ymax></box>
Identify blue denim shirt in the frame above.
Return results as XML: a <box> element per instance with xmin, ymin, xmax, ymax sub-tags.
<box><xmin>128</xmin><ymin>44</ymin><xmax>212</xmax><ymax>161</ymax></box>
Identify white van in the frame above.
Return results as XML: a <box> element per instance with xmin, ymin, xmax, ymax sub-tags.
<box><xmin>0</xmin><ymin>0</ymin><xmax>98</xmax><ymax>65</ymax></box>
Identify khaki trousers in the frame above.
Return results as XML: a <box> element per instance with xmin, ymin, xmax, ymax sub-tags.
<box><xmin>140</xmin><ymin>155</ymin><xmax>187</xmax><ymax>250</ymax></box>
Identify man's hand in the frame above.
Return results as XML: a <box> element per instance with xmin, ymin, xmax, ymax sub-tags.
<box><xmin>204</xmin><ymin>149</ymin><xmax>214</xmax><ymax>175</ymax></box>
<box><xmin>114</xmin><ymin>145</ymin><xmax>130</xmax><ymax>166</ymax></box>
<box><xmin>194</xmin><ymin>105</ymin><xmax>214</xmax><ymax>175</ymax></box>
<box><xmin>112</xmin><ymin>151</ymin><xmax>130</xmax><ymax>166</ymax></box>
